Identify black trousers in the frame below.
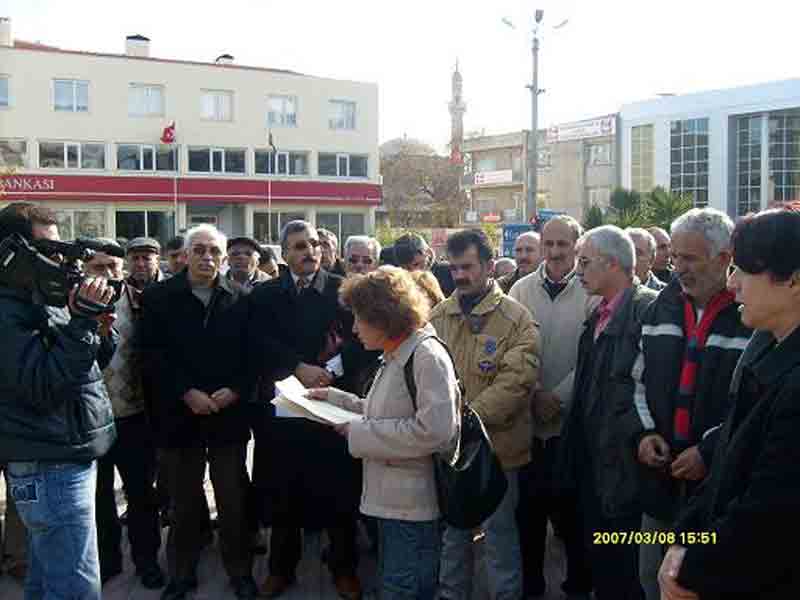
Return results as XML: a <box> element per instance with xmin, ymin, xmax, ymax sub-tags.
<box><xmin>579</xmin><ymin>467</ymin><xmax>643</xmax><ymax>600</ymax></box>
<box><xmin>161</xmin><ymin>443</ymin><xmax>252</xmax><ymax>581</ymax></box>
<box><xmin>95</xmin><ymin>412</ymin><xmax>160</xmax><ymax>573</ymax></box>
<box><xmin>517</xmin><ymin>436</ymin><xmax>591</xmax><ymax>596</ymax></box>
<box><xmin>269</xmin><ymin>521</ymin><xmax>359</xmax><ymax>579</ymax></box>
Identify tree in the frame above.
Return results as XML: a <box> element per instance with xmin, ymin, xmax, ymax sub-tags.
<box><xmin>583</xmin><ymin>204</ymin><xmax>606</xmax><ymax>230</ymax></box>
<box><xmin>645</xmin><ymin>186</ymin><xmax>693</xmax><ymax>230</ymax></box>
<box><xmin>607</xmin><ymin>187</ymin><xmax>647</xmax><ymax>228</ymax></box>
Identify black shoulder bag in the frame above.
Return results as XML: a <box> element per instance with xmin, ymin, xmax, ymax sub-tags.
<box><xmin>404</xmin><ymin>335</ymin><xmax>508</xmax><ymax>529</ymax></box>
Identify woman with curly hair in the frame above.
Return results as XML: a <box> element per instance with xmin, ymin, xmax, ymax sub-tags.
<box><xmin>308</xmin><ymin>266</ymin><xmax>460</xmax><ymax>600</ymax></box>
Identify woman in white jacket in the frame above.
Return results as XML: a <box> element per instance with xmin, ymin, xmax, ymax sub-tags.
<box><xmin>308</xmin><ymin>266</ymin><xmax>460</xmax><ymax>600</ymax></box>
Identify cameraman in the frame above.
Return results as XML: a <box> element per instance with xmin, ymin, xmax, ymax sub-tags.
<box><xmin>0</xmin><ymin>203</ymin><xmax>117</xmax><ymax>599</ymax></box>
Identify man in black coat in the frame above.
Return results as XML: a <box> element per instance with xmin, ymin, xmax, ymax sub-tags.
<box><xmin>248</xmin><ymin>220</ymin><xmax>362</xmax><ymax>600</ymax></box>
<box><xmin>140</xmin><ymin>224</ymin><xmax>256</xmax><ymax>600</ymax></box>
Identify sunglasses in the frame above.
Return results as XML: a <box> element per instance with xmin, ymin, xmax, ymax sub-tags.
<box><xmin>348</xmin><ymin>256</ymin><xmax>374</xmax><ymax>265</ymax></box>
<box><xmin>191</xmin><ymin>244</ymin><xmax>224</xmax><ymax>258</ymax></box>
<box><xmin>291</xmin><ymin>239</ymin><xmax>320</xmax><ymax>252</ymax></box>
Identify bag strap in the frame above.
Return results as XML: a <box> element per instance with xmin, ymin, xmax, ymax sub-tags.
<box><xmin>403</xmin><ymin>334</ymin><xmax>464</xmax><ymax>413</ymax></box>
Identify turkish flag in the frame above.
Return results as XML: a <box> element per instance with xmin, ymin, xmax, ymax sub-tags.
<box><xmin>160</xmin><ymin>121</ymin><xmax>176</xmax><ymax>145</ymax></box>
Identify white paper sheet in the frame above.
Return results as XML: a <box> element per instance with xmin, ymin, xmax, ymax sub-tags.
<box><xmin>325</xmin><ymin>354</ymin><xmax>344</xmax><ymax>378</ymax></box>
<box><xmin>271</xmin><ymin>376</ymin><xmax>362</xmax><ymax>425</ymax></box>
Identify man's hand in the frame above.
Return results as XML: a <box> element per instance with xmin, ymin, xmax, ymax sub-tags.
<box><xmin>532</xmin><ymin>390</ymin><xmax>561</xmax><ymax>424</ymax></box>
<box><xmin>69</xmin><ymin>277</ymin><xmax>115</xmax><ymax>316</ymax></box>
<box><xmin>183</xmin><ymin>389</ymin><xmax>219</xmax><ymax>415</ymax></box>
<box><xmin>210</xmin><ymin>387</ymin><xmax>239</xmax><ymax>410</ymax></box>
<box><xmin>670</xmin><ymin>445</ymin><xmax>707</xmax><ymax>481</ymax></box>
<box><xmin>306</xmin><ymin>388</ymin><xmax>329</xmax><ymax>401</ymax></box>
<box><xmin>97</xmin><ymin>312</ymin><xmax>117</xmax><ymax>336</ymax></box>
<box><xmin>638</xmin><ymin>433</ymin><xmax>672</xmax><ymax>468</ymax></box>
<box><xmin>658</xmin><ymin>545</ymin><xmax>699</xmax><ymax>600</ymax></box>
<box><xmin>295</xmin><ymin>363</ymin><xmax>333</xmax><ymax>388</ymax></box>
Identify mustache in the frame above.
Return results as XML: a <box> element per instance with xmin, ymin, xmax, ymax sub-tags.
<box><xmin>455</xmin><ymin>279</ymin><xmax>471</xmax><ymax>287</ymax></box>
<box><xmin>302</xmin><ymin>257</ymin><xmax>316</xmax><ymax>263</ymax></box>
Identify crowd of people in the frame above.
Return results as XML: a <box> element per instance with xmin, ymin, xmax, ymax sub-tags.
<box><xmin>1</xmin><ymin>199</ymin><xmax>799</xmax><ymax>600</ymax></box>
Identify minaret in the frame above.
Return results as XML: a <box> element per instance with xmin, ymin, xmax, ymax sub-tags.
<box><xmin>448</xmin><ymin>60</ymin><xmax>466</xmax><ymax>164</ymax></box>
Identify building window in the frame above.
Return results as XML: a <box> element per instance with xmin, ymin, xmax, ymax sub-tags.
<box><xmin>0</xmin><ymin>140</ymin><xmax>27</xmax><ymax>168</ymax></box>
<box><xmin>201</xmin><ymin>90</ymin><xmax>233</xmax><ymax>121</ymax></box>
<box><xmin>0</xmin><ymin>76</ymin><xmax>8</xmax><ymax>108</ymax></box>
<box><xmin>631</xmin><ymin>124</ymin><xmax>654</xmax><ymax>193</ymax></box>
<box><xmin>129</xmin><ymin>84</ymin><xmax>164</xmax><ymax>117</ymax></box>
<box><xmin>53</xmin><ymin>209</ymin><xmax>106</xmax><ymax>240</ymax></box>
<box><xmin>253</xmin><ymin>211</ymin><xmax>305</xmax><ymax>245</ymax></box>
<box><xmin>670</xmin><ymin>118</ymin><xmax>710</xmax><ymax>207</ymax></box>
<box><xmin>267</xmin><ymin>95</ymin><xmax>297</xmax><ymax>127</ymax></box>
<box><xmin>588</xmin><ymin>143</ymin><xmax>612</xmax><ymax>165</ymax></box>
<box><xmin>39</xmin><ymin>141</ymin><xmax>105</xmax><ymax>169</ymax></box>
<box><xmin>117</xmin><ymin>144</ymin><xmax>178</xmax><ymax>171</ymax></box>
<box><xmin>54</xmin><ymin>79</ymin><xmax>89</xmax><ymax>112</ymax></box>
<box><xmin>116</xmin><ymin>210</ymin><xmax>174</xmax><ymax>246</ymax></box>
<box><xmin>329</xmin><ymin>100</ymin><xmax>356</xmax><ymax>130</ymax></box>
<box><xmin>255</xmin><ymin>150</ymin><xmax>308</xmax><ymax>175</ymax></box>
<box><xmin>318</xmin><ymin>153</ymin><xmax>368</xmax><ymax>177</ymax></box>
<box><xmin>588</xmin><ymin>187</ymin><xmax>611</xmax><ymax>208</ymax></box>
<box><xmin>316</xmin><ymin>212</ymin><xmax>366</xmax><ymax>248</ymax></box>
<box><xmin>767</xmin><ymin>110</ymin><xmax>800</xmax><ymax>206</ymax></box>
<box><xmin>537</xmin><ymin>149</ymin><xmax>552</xmax><ymax>168</ymax></box>
<box><xmin>736</xmin><ymin>115</ymin><xmax>762</xmax><ymax>216</ymax></box>
<box><xmin>188</xmin><ymin>147</ymin><xmax>245</xmax><ymax>173</ymax></box>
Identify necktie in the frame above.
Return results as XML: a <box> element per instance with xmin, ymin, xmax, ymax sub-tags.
<box><xmin>297</xmin><ymin>277</ymin><xmax>309</xmax><ymax>292</ymax></box>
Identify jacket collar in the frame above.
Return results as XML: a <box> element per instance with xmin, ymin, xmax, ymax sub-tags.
<box><xmin>593</xmin><ymin>285</ymin><xmax>635</xmax><ymax>337</ymax></box>
<box><xmin>173</xmin><ymin>268</ymin><xmax>236</xmax><ymax>297</ymax></box>
<box><xmin>279</xmin><ymin>267</ymin><xmax>328</xmax><ymax>294</ymax></box>
<box><xmin>444</xmin><ymin>281</ymin><xmax>504</xmax><ymax>316</ymax></box>
<box><xmin>749</xmin><ymin>324</ymin><xmax>800</xmax><ymax>388</ymax></box>
<box><xmin>386</xmin><ymin>323</ymin><xmax>437</xmax><ymax>365</ymax></box>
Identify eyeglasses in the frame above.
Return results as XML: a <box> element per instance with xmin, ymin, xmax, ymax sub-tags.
<box><xmin>191</xmin><ymin>244</ymin><xmax>223</xmax><ymax>258</ymax></box>
<box><xmin>229</xmin><ymin>249</ymin><xmax>255</xmax><ymax>257</ymax></box>
<box><xmin>291</xmin><ymin>239</ymin><xmax>320</xmax><ymax>252</ymax></box>
<box><xmin>577</xmin><ymin>257</ymin><xmax>602</xmax><ymax>269</ymax></box>
<box><xmin>348</xmin><ymin>256</ymin><xmax>374</xmax><ymax>265</ymax></box>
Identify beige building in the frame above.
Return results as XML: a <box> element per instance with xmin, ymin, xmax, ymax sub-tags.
<box><xmin>0</xmin><ymin>19</ymin><xmax>380</xmax><ymax>246</ymax></box>
<box><xmin>462</xmin><ymin>114</ymin><xmax>620</xmax><ymax>223</ymax></box>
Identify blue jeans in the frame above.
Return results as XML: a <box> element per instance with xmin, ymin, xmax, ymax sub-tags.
<box><xmin>439</xmin><ymin>469</ymin><xmax>522</xmax><ymax>600</ymax></box>
<box><xmin>376</xmin><ymin>517</ymin><xmax>441</xmax><ymax>600</ymax></box>
<box><xmin>6</xmin><ymin>460</ymin><xmax>101</xmax><ymax>600</ymax></box>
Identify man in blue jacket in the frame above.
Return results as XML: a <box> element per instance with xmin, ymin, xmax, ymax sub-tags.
<box><xmin>0</xmin><ymin>202</ymin><xmax>117</xmax><ymax>600</ymax></box>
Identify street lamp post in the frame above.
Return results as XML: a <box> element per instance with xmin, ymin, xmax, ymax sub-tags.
<box><xmin>527</xmin><ymin>14</ymin><xmax>542</xmax><ymax>224</ymax></box>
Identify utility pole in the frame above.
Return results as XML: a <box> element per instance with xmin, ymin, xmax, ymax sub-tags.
<box><xmin>526</xmin><ymin>10</ymin><xmax>544</xmax><ymax>224</ymax></box>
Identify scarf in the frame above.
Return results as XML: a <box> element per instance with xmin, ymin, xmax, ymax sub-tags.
<box><xmin>673</xmin><ymin>289</ymin><xmax>735</xmax><ymax>450</ymax></box>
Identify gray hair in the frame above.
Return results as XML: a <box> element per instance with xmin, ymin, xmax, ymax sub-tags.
<box><xmin>543</xmin><ymin>215</ymin><xmax>584</xmax><ymax>242</ymax></box>
<box><xmin>515</xmin><ymin>231</ymin><xmax>541</xmax><ymax>245</ymax></box>
<box><xmin>344</xmin><ymin>235</ymin><xmax>382</xmax><ymax>260</ymax></box>
<box><xmin>670</xmin><ymin>208</ymin><xmax>734</xmax><ymax>257</ymax></box>
<box><xmin>626</xmin><ymin>227</ymin><xmax>657</xmax><ymax>260</ymax></box>
<box><xmin>280</xmin><ymin>220</ymin><xmax>316</xmax><ymax>251</ymax></box>
<box><xmin>495</xmin><ymin>257</ymin><xmax>517</xmax><ymax>272</ymax></box>
<box><xmin>184</xmin><ymin>224</ymin><xmax>227</xmax><ymax>252</ymax></box>
<box><xmin>581</xmin><ymin>225</ymin><xmax>635</xmax><ymax>275</ymax></box>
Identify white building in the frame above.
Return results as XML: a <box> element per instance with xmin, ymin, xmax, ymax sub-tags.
<box><xmin>0</xmin><ymin>18</ymin><xmax>380</xmax><ymax>246</ymax></box>
<box><xmin>620</xmin><ymin>78</ymin><xmax>800</xmax><ymax>218</ymax></box>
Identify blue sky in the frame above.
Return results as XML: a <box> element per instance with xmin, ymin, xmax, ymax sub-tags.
<box><xmin>5</xmin><ymin>0</ymin><xmax>798</xmax><ymax>152</ymax></box>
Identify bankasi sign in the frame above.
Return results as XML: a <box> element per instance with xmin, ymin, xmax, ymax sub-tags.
<box><xmin>0</xmin><ymin>176</ymin><xmax>56</xmax><ymax>192</ymax></box>
<box><xmin>546</xmin><ymin>115</ymin><xmax>616</xmax><ymax>143</ymax></box>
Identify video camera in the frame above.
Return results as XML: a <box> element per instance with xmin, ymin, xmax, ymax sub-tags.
<box><xmin>0</xmin><ymin>233</ymin><xmax>125</xmax><ymax>314</ymax></box>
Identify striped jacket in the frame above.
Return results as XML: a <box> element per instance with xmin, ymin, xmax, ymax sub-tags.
<box><xmin>630</xmin><ymin>278</ymin><xmax>751</xmax><ymax>520</ymax></box>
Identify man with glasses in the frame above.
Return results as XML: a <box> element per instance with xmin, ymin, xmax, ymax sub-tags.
<box><xmin>248</xmin><ymin>220</ymin><xmax>362</xmax><ymax>600</ymax></box>
<box><xmin>140</xmin><ymin>224</ymin><xmax>256</xmax><ymax>600</ymax></box>
<box><xmin>343</xmin><ymin>235</ymin><xmax>380</xmax><ymax>276</ymax></box>
<box><xmin>227</xmin><ymin>236</ymin><xmax>271</xmax><ymax>291</ymax></box>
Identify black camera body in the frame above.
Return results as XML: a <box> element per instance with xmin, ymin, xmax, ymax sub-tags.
<box><xmin>0</xmin><ymin>233</ymin><xmax>123</xmax><ymax>312</ymax></box>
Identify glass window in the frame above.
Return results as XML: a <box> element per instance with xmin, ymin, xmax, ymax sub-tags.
<box><xmin>75</xmin><ymin>210</ymin><xmax>106</xmax><ymax>238</ymax></box>
<box><xmin>329</xmin><ymin>100</ymin><xmax>356</xmax><ymax>130</ymax></box>
<box><xmin>338</xmin><ymin>155</ymin><xmax>349</xmax><ymax>176</ymax></box>
<box><xmin>0</xmin><ymin>76</ymin><xmax>8</xmax><ymax>108</ymax></box>
<box><xmin>253</xmin><ymin>211</ymin><xmax>305</xmax><ymax>244</ymax></box>
<box><xmin>316</xmin><ymin>213</ymin><xmax>340</xmax><ymax>242</ymax></box>
<box><xmin>267</xmin><ymin>95</ymin><xmax>298</xmax><ymax>127</ymax></box>
<box><xmin>189</xmin><ymin>148</ymin><xmax>211</xmax><ymax>172</ymax></box>
<box><xmin>201</xmin><ymin>90</ymin><xmax>233</xmax><ymax>121</ymax></box>
<box><xmin>212</xmin><ymin>149</ymin><xmax>224</xmax><ymax>173</ymax></box>
<box><xmin>129</xmin><ymin>84</ymin><xmax>164</xmax><ymax>117</ymax></box>
<box><xmin>116</xmin><ymin>210</ymin><xmax>174</xmax><ymax>247</ymax></box>
<box><xmin>156</xmin><ymin>146</ymin><xmax>178</xmax><ymax>171</ymax></box>
<box><xmin>39</xmin><ymin>142</ymin><xmax>65</xmax><ymax>168</ymax></box>
<box><xmin>631</xmin><ymin>125</ymin><xmax>654</xmax><ymax>192</ymax></box>
<box><xmin>319</xmin><ymin>153</ymin><xmax>338</xmax><ymax>176</ymax></box>
<box><xmin>0</xmin><ymin>140</ymin><xmax>26</xmax><ymax>168</ymax></box>
<box><xmin>225</xmin><ymin>149</ymin><xmax>246</xmax><ymax>173</ymax></box>
<box><xmin>736</xmin><ymin>115</ymin><xmax>763</xmax><ymax>216</ymax></box>
<box><xmin>341</xmin><ymin>213</ymin><xmax>365</xmax><ymax>243</ymax></box>
<box><xmin>118</xmin><ymin>144</ymin><xmax>141</xmax><ymax>170</ymax></box>
<box><xmin>81</xmin><ymin>143</ymin><xmax>105</xmax><ymax>169</ymax></box>
<box><xmin>54</xmin><ymin>211</ymin><xmax>73</xmax><ymax>240</ymax></box>
<box><xmin>289</xmin><ymin>152</ymin><xmax>308</xmax><ymax>175</ymax></box>
<box><xmin>350</xmin><ymin>155</ymin><xmax>368</xmax><ymax>177</ymax></box>
<box><xmin>669</xmin><ymin>118</ymin><xmax>710</xmax><ymax>207</ymax></box>
<box><xmin>142</xmin><ymin>146</ymin><xmax>154</xmax><ymax>171</ymax></box>
<box><xmin>588</xmin><ymin>143</ymin><xmax>612</xmax><ymax>165</ymax></box>
<box><xmin>54</xmin><ymin>79</ymin><xmax>88</xmax><ymax>112</ymax></box>
<box><xmin>66</xmin><ymin>144</ymin><xmax>79</xmax><ymax>169</ymax></box>
<box><xmin>146</xmin><ymin>212</ymin><xmax>175</xmax><ymax>246</ymax></box>
<box><xmin>766</xmin><ymin>109</ymin><xmax>800</xmax><ymax>209</ymax></box>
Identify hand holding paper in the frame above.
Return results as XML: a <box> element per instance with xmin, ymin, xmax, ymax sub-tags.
<box><xmin>271</xmin><ymin>376</ymin><xmax>361</xmax><ymax>426</ymax></box>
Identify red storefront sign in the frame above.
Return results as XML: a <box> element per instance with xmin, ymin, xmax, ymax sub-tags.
<box><xmin>0</xmin><ymin>174</ymin><xmax>382</xmax><ymax>206</ymax></box>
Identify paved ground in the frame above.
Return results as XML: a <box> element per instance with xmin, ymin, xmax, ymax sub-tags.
<box><xmin>0</xmin><ymin>443</ymin><xmax>570</xmax><ymax>599</ymax></box>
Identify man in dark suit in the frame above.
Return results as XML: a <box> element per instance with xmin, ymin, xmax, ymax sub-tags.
<box><xmin>248</xmin><ymin>220</ymin><xmax>362</xmax><ymax>600</ymax></box>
